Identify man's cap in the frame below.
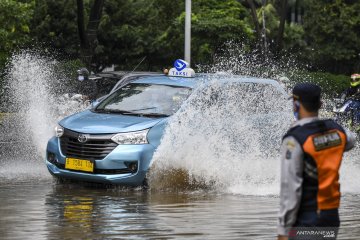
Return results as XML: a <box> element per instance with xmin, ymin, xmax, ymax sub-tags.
<box><xmin>291</xmin><ymin>83</ymin><xmax>321</xmax><ymax>103</ymax></box>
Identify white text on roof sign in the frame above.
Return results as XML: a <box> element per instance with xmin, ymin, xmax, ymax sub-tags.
<box><xmin>168</xmin><ymin>67</ymin><xmax>195</xmax><ymax>78</ymax></box>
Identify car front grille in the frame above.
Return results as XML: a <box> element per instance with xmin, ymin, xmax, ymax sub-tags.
<box><xmin>60</xmin><ymin>129</ymin><xmax>117</xmax><ymax>160</ymax></box>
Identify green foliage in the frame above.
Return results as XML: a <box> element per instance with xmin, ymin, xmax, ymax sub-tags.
<box><xmin>291</xmin><ymin>70</ymin><xmax>349</xmax><ymax>96</ymax></box>
<box><xmin>96</xmin><ymin>0</ymin><xmax>167</xmax><ymax>71</ymax></box>
<box><xmin>257</xmin><ymin>3</ymin><xmax>279</xmax><ymax>40</ymax></box>
<box><xmin>254</xmin><ymin>2</ymin><xmax>305</xmax><ymax>55</ymax></box>
<box><xmin>191</xmin><ymin>0</ymin><xmax>254</xmax><ymax>64</ymax></box>
<box><xmin>159</xmin><ymin>0</ymin><xmax>254</xmax><ymax>66</ymax></box>
<box><xmin>0</xmin><ymin>0</ymin><xmax>34</xmax><ymax>53</ymax></box>
<box><xmin>0</xmin><ymin>0</ymin><xmax>35</xmax><ymax>110</ymax></box>
<box><xmin>0</xmin><ymin>0</ymin><xmax>358</xmax><ymax>95</ymax></box>
<box><xmin>0</xmin><ymin>0</ymin><xmax>34</xmax><ymax>68</ymax></box>
<box><xmin>30</xmin><ymin>0</ymin><xmax>81</xmax><ymax>58</ymax></box>
<box><xmin>303</xmin><ymin>0</ymin><xmax>360</xmax><ymax>73</ymax></box>
<box><xmin>283</xmin><ymin>23</ymin><xmax>306</xmax><ymax>52</ymax></box>
<box><xmin>93</xmin><ymin>0</ymin><xmax>254</xmax><ymax>70</ymax></box>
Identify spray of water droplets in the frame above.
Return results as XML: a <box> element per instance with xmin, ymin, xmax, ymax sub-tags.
<box><xmin>0</xmin><ymin>51</ymin><xmax>87</xmax><ymax>181</ymax></box>
<box><xmin>149</xmin><ymin>44</ymin><xmax>360</xmax><ymax>195</ymax></box>
<box><xmin>149</xmin><ymin>75</ymin><xmax>292</xmax><ymax>194</ymax></box>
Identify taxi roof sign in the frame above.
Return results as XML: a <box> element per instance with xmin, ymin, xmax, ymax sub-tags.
<box><xmin>168</xmin><ymin>59</ymin><xmax>195</xmax><ymax>78</ymax></box>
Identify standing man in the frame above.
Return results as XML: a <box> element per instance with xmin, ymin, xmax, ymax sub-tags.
<box><xmin>277</xmin><ymin>83</ymin><xmax>356</xmax><ymax>240</ymax></box>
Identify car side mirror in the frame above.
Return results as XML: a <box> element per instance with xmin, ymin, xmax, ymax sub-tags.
<box><xmin>91</xmin><ymin>95</ymin><xmax>108</xmax><ymax>109</ymax></box>
<box><xmin>91</xmin><ymin>100</ymin><xmax>100</xmax><ymax>109</ymax></box>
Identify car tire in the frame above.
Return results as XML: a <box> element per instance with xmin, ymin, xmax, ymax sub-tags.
<box><xmin>142</xmin><ymin>177</ymin><xmax>149</xmax><ymax>189</ymax></box>
<box><xmin>53</xmin><ymin>176</ymin><xmax>67</xmax><ymax>184</ymax></box>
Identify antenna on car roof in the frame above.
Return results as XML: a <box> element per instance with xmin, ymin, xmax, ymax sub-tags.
<box><xmin>129</xmin><ymin>56</ymin><xmax>147</xmax><ymax>74</ymax></box>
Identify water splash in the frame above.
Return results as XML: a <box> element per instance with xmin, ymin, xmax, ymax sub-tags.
<box><xmin>149</xmin><ymin>44</ymin><xmax>296</xmax><ymax>194</ymax></box>
<box><xmin>7</xmin><ymin>52</ymin><xmax>58</xmax><ymax>152</ymax></box>
<box><xmin>150</xmin><ymin>44</ymin><xmax>360</xmax><ymax>195</ymax></box>
<box><xmin>7</xmin><ymin>51</ymin><xmax>89</xmax><ymax>151</ymax></box>
<box><xmin>340</xmin><ymin>145</ymin><xmax>360</xmax><ymax>194</ymax></box>
<box><xmin>149</xmin><ymin>75</ymin><xmax>293</xmax><ymax>195</ymax></box>
<box><xmin>0</xmin><ymin>51</ymin><xmax>87</xmax><ymax>181</ymax></box>
<box><xmin>198</xmin><ymin>42</ymin><xmax>298</xmax><ymax>86</ymax></box>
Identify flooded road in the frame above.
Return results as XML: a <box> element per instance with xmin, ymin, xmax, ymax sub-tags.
<box><xmin>1</xmin><ymin>113</ymin><xmax>360</xmax><ymax>239</ymax></box>
<box><xmin>1</xmin><ymin>176</ymin><xmax>360</xmax><ymax>239</ymax></box>
<box><xmin>1</xmin><ymin>107</ymin><xmax>360</xmax><ymax>239</ymax></box>
<box><xmin>0</xmin><ymin>179</ymin><xmax>276</xmax><ymax>240</ymax></box>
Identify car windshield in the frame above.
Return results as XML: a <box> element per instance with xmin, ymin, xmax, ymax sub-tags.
<box><xmin>95</xmin><ymin>83</ymin><xmax>192</xmax><ymax>117</ymax></box>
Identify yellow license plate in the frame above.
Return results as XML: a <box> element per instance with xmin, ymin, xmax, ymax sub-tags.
<box><xmin>65</xmin><ymin>158</ymin><xmax>94</xmax><ymax>173</ymax></box>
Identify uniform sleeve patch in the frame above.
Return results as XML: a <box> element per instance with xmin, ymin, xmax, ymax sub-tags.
<box><xmin>285</xmin><ymin>139</ymin><xmax>296</xmax><ymax>160</ymax></box>
<box><xmin>286</xmin><ymin>150</ymin><xmax>292</xmax><ymax>160</ymax></box>
<box><xmin>312</xmin><ymin>131</ymin><xmax>342</xmax><ymax>151</ymax></box>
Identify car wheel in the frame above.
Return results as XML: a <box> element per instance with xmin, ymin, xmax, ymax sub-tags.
<box><xmin>53</xmin><ymin>176</ymin><xmax>67</xmax><ymax>184</ymax></box>
<box><xmin>142</xmin><ymin>177</ymin><xmax>149</xmax><ymax>189</ymax></box>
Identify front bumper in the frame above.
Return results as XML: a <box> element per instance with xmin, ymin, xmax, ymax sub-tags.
<box><xmin>46</xmin><ymin>136</ymin><xmax>155</xmax><ymax>186</ymax></box>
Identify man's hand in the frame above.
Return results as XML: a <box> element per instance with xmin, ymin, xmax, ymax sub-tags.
<box><xmin>277</xmin><ymin>235</ymin><xmax>288</xmax><ymax>240</ymax></box>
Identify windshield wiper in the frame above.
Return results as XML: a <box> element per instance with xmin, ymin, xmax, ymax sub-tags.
<box><xmin>141</xmin><ymin>112</ymin><xmax>170</xmax><ymax>118</ymax></box>
<box><xmin>109</xmin><ymin>109</ymin><xmax>143</xmax><ymax>115</ymax></box>
<box><xmin>94</xmin><ymin>109</ymin><xmax>112</xmax><ymax>114</ymax></box>
<box><xmin>95</xmin><ymin>109</ymin><xmax>140</xmax><ymax>115</ymax></box>
<box><xmin>128</xmin><ymin>107</ymin><xmax>157</xmax><ymax>111</ymax></box>
<box><xmin>96</xmin><ymin>108</ymin><xmax>169</xmax><ymax>117</ymax></box>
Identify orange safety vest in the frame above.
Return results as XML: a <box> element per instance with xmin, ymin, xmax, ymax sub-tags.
<box><xmin>284</xmin><ymin>119</ymin><xmax>347</xmax><ymax>211</ymax></box>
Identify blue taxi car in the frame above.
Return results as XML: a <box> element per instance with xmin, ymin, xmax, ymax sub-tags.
<box><xmin>45</xmin><ymin>60</ymin><xmax>287</xmax><ymax>186</ymax></box>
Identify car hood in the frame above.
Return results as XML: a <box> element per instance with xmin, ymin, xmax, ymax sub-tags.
<box><xmin>59</xmin><ymin>110</ymin><xmax>164</xmax><ymax>134</ymax></box>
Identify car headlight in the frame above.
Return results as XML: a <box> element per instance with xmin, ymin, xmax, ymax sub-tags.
<box><xmin>55</xmin><ymin>125</ymin><xmax>64</xmax><ymax>138</ymax></box>
<box><xmin>111</xmin><ymin>129</ymin><xmax>149</xmax><ymax>145</ymax></box>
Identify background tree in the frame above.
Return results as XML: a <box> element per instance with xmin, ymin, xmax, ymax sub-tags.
<box><xmin>94</xmin><ymin>0</ymin><xmax>254</xmax><ymax>70</ymax></box>
<box><xmin>275</xmin><ymin>0</ymin><xmax>288</xmax><ymax>55</ymax></box>
<box><xmin>31</xmin><ymin>0</ymin><xmax>79</xmax><ymax>58</ymax></box>
<box><xmin>242</xmin><ymin>0</ymin><xmax>262</xmax><ymax>46</ymax></box>
<box><xmin>303</xmin><ymin>0</ymin><xmax>360</xmax><ymax>73</ymax></box>
<box><xmin>0</xmin><ymin>0</ymin><xmax>34</xmax><ymax>66</ymax></box>
<box><xmin>0</xmin><ymin>0</ymin><xmax>34</xmax><ymax>110</ymax></box>
<box><xmin>0</xmin><ymin>0</ymin><xmax>358</xmax><ymax>84</ymax></box>
<box><xmin>160</xmin><ymin>0</ymin><xmax>254</xmax><ymax>66</ymax></box>
<box><xmin>95</xmin><ymin>0</ymin><xmax>170</xmax><ymax>71</ymax></box>
<box><xmin>77</xmin><ymin>0</ymin><xmax>104</xmax><ymax>71</ymax></box>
